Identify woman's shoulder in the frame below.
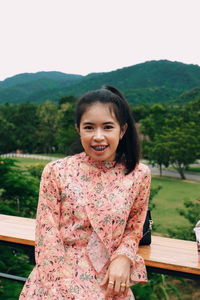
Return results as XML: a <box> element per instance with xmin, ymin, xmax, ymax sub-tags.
<box><xmin>133</xmin><ymin>162</ymin><xmax>151</xmax><ymax>176</ymax></box>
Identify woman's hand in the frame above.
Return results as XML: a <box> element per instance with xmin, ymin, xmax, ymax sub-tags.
<box><xmin>100</xmin><ymin>255</ymin><xmax>131</xmax><ymax>298</ymax></box>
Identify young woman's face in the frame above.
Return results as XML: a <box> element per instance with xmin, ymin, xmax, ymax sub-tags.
<box><xmin>78</xmin><ymin>102</ymin><xmax>127</xmax><ymax>161</ymax></box>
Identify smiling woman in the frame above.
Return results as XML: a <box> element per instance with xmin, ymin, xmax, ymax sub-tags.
<box><xmin>19</xmin><ymin>85</ymin><xmax>151</xmax><ymax>300</ymax></box>
<box><xmin>75</xmin><ymin>86</ymin><xmax>140</xmax><ymax>175</ymax></box>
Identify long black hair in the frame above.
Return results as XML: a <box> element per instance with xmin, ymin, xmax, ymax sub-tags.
<box><xmin>75</xmin><ymin>85</ymin><xmax>140</xmax><ymax>174</ymax></box>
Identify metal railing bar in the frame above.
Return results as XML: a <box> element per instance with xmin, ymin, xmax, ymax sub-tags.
<box><xmin>0</xmin><ymin>272</ymin><xmax>27</xmax><ymax>282</ymax></box>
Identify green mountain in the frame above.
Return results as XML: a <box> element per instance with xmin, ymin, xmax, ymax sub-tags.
<box><xmin>175</xmin><ymin>85</ymin><xmax>200</xmax><ymax>104</ymax></box>
<box><xmin>1</xmin><ymin>60</ymin><xmax>200</xmax><ymax>104</ymax></box>
<box><xmin>0</xmin><ymin>72</ymin><xmax>83</xmax><ymax>104</ymax></box>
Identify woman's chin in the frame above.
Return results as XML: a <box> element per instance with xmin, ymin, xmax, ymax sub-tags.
<box><xmin>86</xmin><ymin>148</ymin><xmax>116</xmax><ymax>162</ymax></box>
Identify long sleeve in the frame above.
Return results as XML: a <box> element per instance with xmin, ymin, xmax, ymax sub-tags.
<box><xmin>110</xmin><ymin>166</ymin><xmax>151</xmax><ymax>283</ymax></box>
<box><xmin>35</xmin><ymin>162</ymin><xmax>67</xmax><ymax>285</ymax></box>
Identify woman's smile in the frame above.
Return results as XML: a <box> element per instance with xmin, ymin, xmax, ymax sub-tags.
<box><xmin>91</xmin><ymin>145</ymin><xmax>109</xmax><ymax>154</ymax></box>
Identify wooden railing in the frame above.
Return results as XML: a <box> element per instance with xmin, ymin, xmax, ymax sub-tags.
<box><xmin>0</xmin><ymin>214</ymin><xmax>200</xmax><ymax>281</ymax></box>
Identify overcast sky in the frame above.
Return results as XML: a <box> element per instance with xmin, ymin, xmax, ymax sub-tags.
<box><xmin>0</xmin><ymin>0</ymin><xmax>200</xmax><ymax>80</ymax></box>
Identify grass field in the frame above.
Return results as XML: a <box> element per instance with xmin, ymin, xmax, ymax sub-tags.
<box><xmin>151</xmin><ymin>176</ymin><xmax>200</xmax><ymax>235</ymax></box>
<box><xmin>38</xmin><ymin>153</ymin><xmax>65</xmax><ymax>158</ymax></box>
<box><xmin>10</xmin><ymin>155</ymin><xmax>64</xmax><ymax>168</ymax></box>
<box><xmin>168</xmin><ymin>166</ymin><xmax>200</xmax><ymax>173</ymax></box>
<box><xmin>11</xmin><ymin>157</ymin><xmax>200</xmax><ymax>236</ymax></box>
<box><xmin>186</xmin><ymin>166</ymin><xmax>200</xmax><ymax>173</ymax></box>
<box><xmin>13</xmin><ymin>157</ymin><xmax>51</xmax><ymax>168</ymax></box>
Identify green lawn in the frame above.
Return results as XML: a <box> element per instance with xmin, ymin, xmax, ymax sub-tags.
<box><xmin>151</xmin><ymin>176</ymin><xmax>200</xmax><ymax>235</ymax></box>
<box><xmin>10</xmin><ymin>154</ymin><xmax>65</xmax><ymax>168</ymax></box>
<box><xmin>13</xmin><ymin>157</ymin><xmax>50</xmax><ymax>168</ymax></box>
<box><xmin>38</xmin><ymin>153</ymin><xmax>65</xmax><ymax>158</ymax></box>
<box><xmin>186</xmin><ymin>166</ymin><xmax>200</xmax><ymax>173</ymax></box>
<box><xmin>166</xmin><ymin>165</ymin><xmax>200</xmax><ymax>173</ymax></box>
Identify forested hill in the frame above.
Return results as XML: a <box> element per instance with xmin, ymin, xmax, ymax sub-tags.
<box><xmin>1</xmin><ymin>60</ymin><xmax>200</xmax><ymax>104</ymax></box>
<box><xmin>0</xmin><ymin>71</ymin><xmax>83</xmax><ymax>104</ymax></box>
<box><xmin>175</xmin><ymin>86</ymin><xmax>200</xmax><ymax>104</ymax></box>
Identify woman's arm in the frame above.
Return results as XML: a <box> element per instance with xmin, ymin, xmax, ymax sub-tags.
<box><xmin>111</xmin><ymin>166</ymin><xmax>151</xmax><ymax>263</ymax></box>
<box><xmin>35</xmin><ymin>162</ymin><xmax>67</xmax><ymax>283</ymax></box>
<box><xmin>101</xmin><ymin>166</ymin><xmax>151</xmax><ymax>296</ymax></box>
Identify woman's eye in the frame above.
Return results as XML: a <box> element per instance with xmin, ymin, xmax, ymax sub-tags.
<box><xmin>83</xmin><ymin>126</ymin><xmax>93</xmax><ymax>130</ymax></box>
<box><xmin>104</xmin><ymin>125</ymin><xmax>113</xmax><ymax>129</ymax></box>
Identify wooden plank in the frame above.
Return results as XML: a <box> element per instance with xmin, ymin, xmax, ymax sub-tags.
<box><xmin>0</xmin><ymin>214</ymin><xmax>200</xmax><ymax>276</ymax></box>
<box><xmin>138</xmin><ymin>236</ymin><xmax>200</xmax><ymax>275</ymax></box>
<box><xmin>0</xmin><ymin>214</ymin><xmax>35</xmax><ymax>246</ymax></box>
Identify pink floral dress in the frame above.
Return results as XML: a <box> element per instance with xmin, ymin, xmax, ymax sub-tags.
<box><xmin>19</xmin><ymin>152</ymin><xmax>151</xmax><ymax>300</ymax></box>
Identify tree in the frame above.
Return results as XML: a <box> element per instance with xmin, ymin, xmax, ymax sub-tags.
<box><xmin>141</xmin><ymin>101</ymin><xmax>200</xmax><ymax>179</ymax></box>
<box><xmin>0</xmin><ymin>113</ymin><xmax>16</xmax><ymax>153</ymax></box>
<box><xmin>0</xmin><ymin>103</ymin><xmax>39</xmax><ymax>153</ymax></box>
<box><xmin>0</xmin><ymin>158</ymin><xmax>39</xmax><ymax>217</ymax></box>
<box><xmin>143</xmin><ymin>138</ymin><xmax>170</xmax><ymax>176</ymax></box>
<box><xmin>168</xmin><ymin>199</ymin><xmax>200</xmax><ymax>241</ymax></box>
<box><xmin>166</xmin><ymin>126</ymin><xmax>199</xmax><ymax>179</ymax></box>
<box><xmin>36</xmin><ymin>100</ymin><xmax>59</xmax><ymax>153</ymax></box>
<box><xmin>145</xmin><ymin>124</ymin><xmax>199</xmax><ymax>179</ymax></box>
<box><xmin>131</xmin><ymin>104</ymin><xmax>151</xmax><ymax>122</ymax></box>
<box><xmin>56</xmin><ymin>101</ymin><xmax>79</xmax><ymax>155</ymax></box>
<box><xmin>0</xmin><ymin>158</ymin><xmax>42</xmax><ymax>298</ymax></box>
<box><xmin>141</xmin><ymin>104</ymin><xmax>168</xmax><ymax>140</ymax></box>
<box><xmin>58</xmin><ymin>95</ymin><xmax>77</xmax><ymax>108</ymax></box>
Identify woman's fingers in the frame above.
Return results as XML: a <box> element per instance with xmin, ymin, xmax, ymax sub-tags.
<box><xmin>113</xmin><ymin>280</ymin><xmax>120</xmax><ymax>294</ymax></box>
<box><xmin>119</xmin><ymin>281</ymin><xmax>126</xmax><ymax>293</ymax></box>
<box><xmin>105</xmin><ymin>278</ymin><xmax>130</xmax><ymax>297</ymax></box>
<box><xmin>114</xmin><ymin>280</ymin><xmax>129</xmax><ymax>295</ymax></box>
<box><xmin>123</xmin><ymin>281</ymin><xmax>130</xmax><ymax>296</ymax></box>
<box><xmin>106</xmin><ymin>277</ymin><xmax>115</xmax><ymax>296</ymax></box>
<box><xmin>102</xmin><ymin>255</ymin><xmax>131</xmax><ymax>297</ymax></box>
<box><xmin>100</xmin><ymin>270</ymin><xmax>109</xmax><ymax>286</ymax></box>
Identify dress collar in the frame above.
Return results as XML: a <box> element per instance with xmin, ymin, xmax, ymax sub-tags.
<box><xmin>82</xmin><ymin>152</ymin><xmax>117</xmax><ymax>171</ymax></box>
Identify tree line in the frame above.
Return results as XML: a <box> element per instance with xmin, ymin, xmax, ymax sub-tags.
<box><xmin>0</xmin><ymin>96</ymin><xmax>200</xmax><ymax>179</ymax></box>
<box><xmin>0</xmin><ymin>95</ymin><xmax>79</xmax><ymax>154</ymax></box>
<box><xmin>138</xmin><ymin>99</ymin><xmax>200</xmax><ymax>179</ymax></box>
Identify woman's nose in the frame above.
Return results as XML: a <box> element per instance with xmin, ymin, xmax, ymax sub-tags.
<box><xmin>93</xmin><ymin>128</ymin><xmax>104</xmax><ymax>140</ymax></box>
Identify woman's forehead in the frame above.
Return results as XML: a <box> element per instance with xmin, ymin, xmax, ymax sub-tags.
<box><xmin>80</xmin><ymin>102</ymin><xmax>118</xmax><ymax>123</ymax></box>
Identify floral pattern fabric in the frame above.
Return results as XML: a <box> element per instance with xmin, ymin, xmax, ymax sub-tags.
<box><xmin>20</xmin><ymin>152</ymin><xmax>151</xmax><ymax>300</ymax></box>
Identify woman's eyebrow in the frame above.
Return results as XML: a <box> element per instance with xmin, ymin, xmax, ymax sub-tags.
<box><xmin>82</xmin><ymin>121</ymin><xmax>115</xmax><ymax>125</ymax></box>
<box><xmin>82</xmin><ymin>122</ymin><xmax>94</xmax><ymax>125</ymax></box>
<box><xmin>103</xmin><ymin>121</ymin><xmax>115</xmax><ymax>125</ymax></box>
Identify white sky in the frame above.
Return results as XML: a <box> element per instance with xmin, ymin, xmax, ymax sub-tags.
<box><xmin>0</xmin><ymin>0</ymin><xmax>200</xmax><ymax>80</ymax></box>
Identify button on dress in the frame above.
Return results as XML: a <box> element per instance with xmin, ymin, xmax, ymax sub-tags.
<box><xmin>19</xmin><ymin>152</ymin><xmax>151</xmax><ymax>300</ymax></box>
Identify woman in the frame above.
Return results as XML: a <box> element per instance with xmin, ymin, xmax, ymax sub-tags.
<box><xmin>20</xmin><ymin>85</ymin><xmax>151</xmax><ymax>299</ymax></box>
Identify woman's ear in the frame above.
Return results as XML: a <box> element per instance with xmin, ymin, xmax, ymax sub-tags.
<box><xmin>120</xmin><ymin>123</ymin><xmax>128</xmax><ymax>139</ymax></box>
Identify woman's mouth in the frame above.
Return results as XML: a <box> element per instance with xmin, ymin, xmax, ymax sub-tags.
<box><xmin>91</xmin><ymin>145</ymin><xmax>108</xmax><ymax>152</ymax></box>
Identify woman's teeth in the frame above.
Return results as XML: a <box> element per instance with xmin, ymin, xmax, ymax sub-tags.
<box><xmin>92</xmin><ymin>146</ymin><xmax>108</xmax><ymax>151</ymax></box>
